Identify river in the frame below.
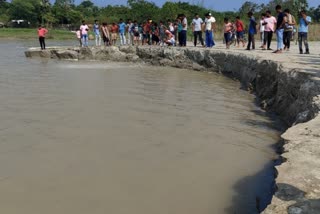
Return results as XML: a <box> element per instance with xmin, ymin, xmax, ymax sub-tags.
<box><xmin>0</xmin><ymin>41</ymin><xmax>283</xmax><ymax>214</ymax></box>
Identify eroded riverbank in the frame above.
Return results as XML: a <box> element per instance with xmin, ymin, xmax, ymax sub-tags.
<box><xmin>25</xmin><ymin>44</ymin><xmax>320</xmax><ymax>213</ymax></box>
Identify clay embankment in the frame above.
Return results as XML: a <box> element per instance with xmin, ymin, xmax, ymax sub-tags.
<box><xmin>25</xmin><ymin>44</ymin><xmax>320</xmax><ymax>213</ymax></box>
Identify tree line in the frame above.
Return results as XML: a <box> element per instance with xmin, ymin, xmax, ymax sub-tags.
<box><xmin>0</xmin><ymin>0</ymin><xmax>319</xmax><ymax>28</ymax></box>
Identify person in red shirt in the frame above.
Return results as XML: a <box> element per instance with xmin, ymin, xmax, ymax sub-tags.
<box><xmin>38</xmin><ymin>25</ymin><xmax>48</xmax><ymax>50</ymax></box>
<box><xmin>235</xmin><ymin>16</ymin><xmax>246</xmax><ymax>47</ymax></box>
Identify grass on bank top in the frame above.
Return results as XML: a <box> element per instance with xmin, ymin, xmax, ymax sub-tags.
<box><xmin>0</xmin><ymin>28</ymin><xmax>75</xmax><ymax>40</ymax></box>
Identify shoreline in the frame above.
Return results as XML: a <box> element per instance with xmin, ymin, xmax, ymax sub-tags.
<box><xmin>25</xmin><ymin>44</ymin><xmax>320</xmax><ymax>213</ymax></box>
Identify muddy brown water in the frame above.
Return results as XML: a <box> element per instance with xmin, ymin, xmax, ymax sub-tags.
<box><xmin>0</xmin><ymin>41</ymin><xmax>283</xmax><ymax>214</ymax></box>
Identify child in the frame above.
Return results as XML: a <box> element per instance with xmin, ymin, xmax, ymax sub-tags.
<box><xmin>76</xmin><ymin>29</ymin><xmax>82</xmax><ymax>47</ymax></box>
<box><xmin>38</xmin><ymin>25</ymin><xmax>48</xmax><ymax>50</ymax></box>
<box><xmin>224</xmin><ymin>18</ymin><xmax>233</xmax><ymax>49</ymax></box>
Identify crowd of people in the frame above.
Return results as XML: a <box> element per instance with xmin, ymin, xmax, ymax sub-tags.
<box><xmin>38</xmin><ymin>5</ymin><xmax>312</xmax><ymax>54</ymax></box>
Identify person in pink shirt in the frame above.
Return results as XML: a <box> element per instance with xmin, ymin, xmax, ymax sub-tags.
<box><xmin>80</xmin><ymin>20</ymin><xmax>89</xmax><ymax>47</ymax></box>
<box><xmin>262</xmin><ymin>10</ymin><xmax>277</xmax><ymax>50</ymax></box>
<box><xmin>38</xmin><ymin>25</ymin><xmax>48</xmax><ymax>50</ymax></box>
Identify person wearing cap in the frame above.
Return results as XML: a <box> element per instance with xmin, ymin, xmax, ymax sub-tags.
<box><xmin>204</xmin><ymin>12</ymin><xmax>216</xmax><ymax>48</ymax></box>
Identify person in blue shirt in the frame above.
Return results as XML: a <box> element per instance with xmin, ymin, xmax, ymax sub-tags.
<box><xmin>298</xmin><ymin>10</ymin><xmax>311</xmax><ymax>54</ymax></box>
<box><xmin>118</xmin><ymin>19</ymin><xmax>126</xmax><ymax>46</ymax></box>
<box><xmin>246</xmin><ymin>12</ymin><xmax>257</xmax><ymax>50</ymax></box>
<box><xmin>93</xmin><ymin>20</ymin><xmax>101</xmax><ymax>46</ymax></box>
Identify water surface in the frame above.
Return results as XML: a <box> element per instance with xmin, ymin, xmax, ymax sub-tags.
<box><xmin>0</xmin><ymin>41</ymin><xmax>282</xmax><ymax>214</ymax></box>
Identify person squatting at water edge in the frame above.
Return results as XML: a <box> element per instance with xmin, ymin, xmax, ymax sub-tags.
<box><xmin>40</xmin><ymin>8</ymin><xmax>311</xmax><ymax>54</ymax></box>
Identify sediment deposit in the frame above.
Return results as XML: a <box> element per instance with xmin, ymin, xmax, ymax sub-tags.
<box><xmin>25</xmin><ymin>45</ymin><xmax>320</xmax><ymax>213</ymax></box>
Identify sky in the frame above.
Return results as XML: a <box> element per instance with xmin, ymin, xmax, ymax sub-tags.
<box><xmin>70</xmin><ymin>0</ymin><xmax>319</xmax><ymax>11</ymax></box>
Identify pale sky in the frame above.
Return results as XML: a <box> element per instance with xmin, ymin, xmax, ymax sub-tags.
<box><xmin>71</xmin><ymin>0</ymin><xmax>319</xmax><ymax>11</ymax></box>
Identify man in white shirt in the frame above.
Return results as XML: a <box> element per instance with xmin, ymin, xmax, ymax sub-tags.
<box><xmin>258</xmin><ymin>13</ymin><xmax>266</xmax><ymax>47</ymax></box>
<box><xmin>204</xmin><ymin>12</ymin><xmax>216</xmax><ymax>48</ymax></box>
<box><xmin>126</xmin><ymin>19</ymin><xmax>134</xmax><ymax>45</ymax></box>
<box><xmin>192</xmin><ymin>13</ymin><xmax>204</xmax><ymax>47</ymax></box>
<box><xmin>180</xmin><ymin>14</ymin><xmax>188</xmax><ymax>47</ymax></box>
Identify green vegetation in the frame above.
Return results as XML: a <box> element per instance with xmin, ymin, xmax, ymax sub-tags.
<box><xmin>0</xmin><ymin>28</ymin><xmax>75</xmax><ymax>40</ymax></box>
<box><xmin>0</xmin><ymin>0</ymin><xmax>319</xmax><ymax>27</ymax></box>
<box><xmin>0</xmin><ymin>0</ymin><xmax>319</xmax><ymax>40</ymax></box>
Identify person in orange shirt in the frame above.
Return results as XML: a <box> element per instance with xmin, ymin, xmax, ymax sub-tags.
<box><xmin>110</xmin><ymin>23</ymin><xmax>119</xmax><ymax>45</ymax></box>
<box><xmin>38</xmin><ymin>25</ymin><xmax>48</xmax><ymax>50</ymax></box>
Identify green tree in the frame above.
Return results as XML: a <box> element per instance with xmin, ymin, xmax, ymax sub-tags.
<box><xmin>77</xmin><ymin>0</ymin><xmax>99</xmax><ymax>20</ymax></box>
<box><xmin>52</xmin><ymin>0</ymin><xmax>82</xmax><ymax>25</ymax></box>
<box><xmin>127</xmin><ymin>0</ymin><xmax>160</xmax><ymax>21</ymax></box>
<box><xmin>309</xmin><ymin>5</ymin><xmax>320</xmax><ymax>22</ymax></box>
<box><xmin>160</xmin><ymin>2</ymin><xmax>180</xmax><ymax>20</ymax></box>
<box><xmin>239</xmin><ymin>1</ymin><xmax>260</xmax><ymax>15</ymax></box>
<box><xmin>9</xmin><ymin>0</ymin><xmax>42</xmax><ymax>25</ymax></box>
<box><xmin>54</xmin><ymin>0</ymin><xmax>74</xmax><ymax>7</ymax></box>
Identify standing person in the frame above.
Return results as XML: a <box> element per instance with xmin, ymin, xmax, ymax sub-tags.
<box><xmin>283</xmin><ymin>9</ymin><xmax>296</xmax><ymax>51</ymax></box>
<box><xmin>274</xmin><ymin>5</ymin><xmax>285</xmax><ymax>53</ymax></box>
<box><xmin>118</xmin><ymin>19</ymin><xmax>126</xmax><ymax>46</ymax></box>
<box><xmin>258</xmin><ymin>13</ymin><xmax>266</xmax><ymax>48</ymax></box>
<box><xmin>235</xmin><ymin>16</ymin><xmax>245</xmax><ymax>47</ymax></box>
<box><xmin>168</xmin><ymin>20</ymin><xmax>175</xmax><ymax>35</ymax></box>
<box><xmin>126</xmin><ymin>19</ymin><xmax>133</xmax><ymax>45</ymax></box>
<box><xmin>180</xmin><ymin>14</ymin><xmax>188</xmax><ymax>47</ymax></box>
<box><xmin>101</xmin><ymin>22</ymin><xmax>110</xmax><ymax>46</ymax></box>
<box><xmin>298</xmin><ymin>10</ymin><xmax>311</xmax><ymax>54</ymax></box>
<box><xmin>204</xmin><ymin>12</ymin><xmax>216</xmax><ymax>48</ymax></box>
<box><xmin>38</xmin><ymin>25</ymin><xmax>48</xmax><ymax>50</ymax></box>
<box><xmin>262</xmin><ymin>10</ymin><xmax>277</xmax><ymax>50</ymax></box>
<box><xmin>192</xmin><ymin>13</ymin><xmax>204</xmax><ymax>47</ymax></box>
<box><xmin>142</xmin><ymin>21</ymin><xmax>149</xmax><ymax>45</ymax></box>
<box><xmin>246</xmin><ymin>12</ymin><xmax>257</xmax><ymax>50</ymax></box>
<box><xmin>151</xmin><ymin>22</ymin><xmax>160</xmax><ymax>45</ymax></box>
<box><xmin>159</xmin><ymin>21</ymin><xmax>165</xmax><ymax>46</ymax></box>
<box><xmin>177</xmin><ymin>17</ymin><xmax>183</xmax><ymax>46</ymax></box>
<box><xmin>231</xmin><ymin>20</ymin><xmax>237</xmax><ymax>46</ymax></box>
<box><xmin>132</xmin><ymin>20</ymin><xmax>140</xmax><ymax>46</ymax></box>
<box><xmin>93</xmin><ymin>20</ymin><xmax>101</xmax><ymax>46</ymax></box>
<box><xmin>224</xmin><ymin>18</ymin><xmax>233</xmax><ymax>49</ymax></box>
<box><xmin>76</xmin><ymin>29</ymin><xmax>82</xmax><ymax>47</ymax></box>
<box><xmin>110</xmin><ymin>23</ymin><xmax>118</xmax><ymax>45</ymax></box>
<box><xmin>80</xmin><ymin>20</ymin><xmax>89</xmax><ymax>47</ymax></box>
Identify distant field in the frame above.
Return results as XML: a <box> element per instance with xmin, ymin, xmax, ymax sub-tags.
<box><xmin>0</xmin><ymin>28</ymin><xmax>76</xmax><ymax>40</ymax></box>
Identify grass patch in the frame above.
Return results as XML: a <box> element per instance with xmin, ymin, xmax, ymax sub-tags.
<box><xmin>0</xmin><ymin>28</ymin><xmax>76</xmax><ymax>40</ymax></box>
